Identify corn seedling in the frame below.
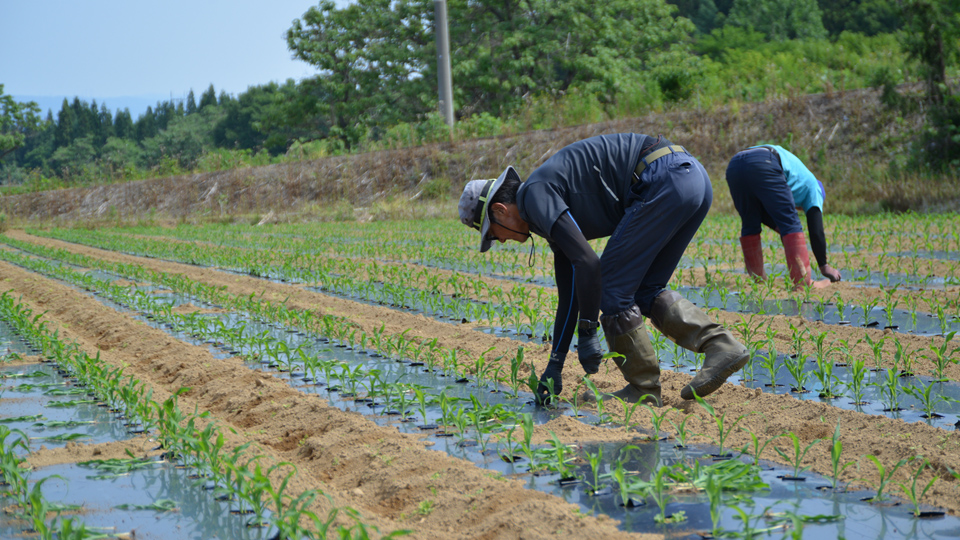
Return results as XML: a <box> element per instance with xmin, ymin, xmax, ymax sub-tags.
<box><xmin>875</xmin><ymin>368</ymin><xmax>903</xmax><ymax>412</ymax></box>
<box><xmin>741</xmin><ymin>427</ymin><xmax>780</xmax><ymax>467</ymax></box>
<box><xmin>584</xmin><ymin>446</ymin><xmax>604</xmax><ymax>493</ymax></box>
<box><xmin>612</xmin><ymin>396</ymin><xmax>642</xmax><ymax>431</ymax></box>
<box><xmin>897</xmin><ymin>457</ymin><xmax>939</xmax><ymax>517</ymax></box>
<box><xmin>903</xmin><ymin>380</ymin><xmax>958</xmax><ymax>421</ymax></box>
<box><xmin>467</xmin><ymin>408</ymin><xmax>491</xmax><ymax>454</ymax></box>
<box><xmin>705</xmin><ymin>472</ymin><xmax>725</xmax><ymax>539</ymax></box>
<box><xmin>647</xmin><ymin>465</ymin><xmax>673</xmax><ymax>525</ymax></box>
<box><xmin>773</xmin><ymin>432</ymin><xmax>821</xmax><ymax>480</ymax></box>
<box><xmin>693</xmin><ymin>391</ymin><xmax>748</xmax><ymax>458</ymax></box>
<box><xmin>508</xmin><ymin>347</ymin><xmax>525</xmax><ymax>398</ymax></box>
<box><xmin>731</xmin><ymin>504</ymin><xmax>782</xmax><ymax>539</ymax></box>
<box><xmin>827</xmin><ymin>421</ymin><xmax>854</xmax><ymax>490</ymax></box>
<box><xmin>608</xmin><ymin>448</ymin><xmax>642</xmax><ymax>507</ymax></box>
<box><xmin>498</xmin><ymin>424</ymin><xmax>522</xmax><ymax>464</ymax></box>
<box><xmin>639</xmin><ymin>403</ymin><xmax>672</xmax><ymax>441</ymax></box>
<box><xmin>21</xmin><ymin>475</ymin><xmax>61</xmax><ymax>536</ymax></box>
<box><xmin>547</xmin><ymin>432</ymin><xmax>577</xmax><ymax>480</ymax></box>
<box><xmin>846</xmin><ymin>357</ymin><xmax>869</xmax><ymax>406</ymax></box>
<box><xmin>414</xmin><ymin>388</ymin><xmax>434</xmax><ymax>428</ymax></box>
<box><xmin>668</xmin><ymin>413</ymin><xmax>694</xmax><ymax>448</ymax></box>
<box><xmin>860</xmin><ymin>455</ymin><xmax>907</xmax><ymax>502</ymax></box>
<box><xmin>925</xmin><ymin>331</ymin><xmax>958</xmax><ymax>382</ymax></box>
<box><xmin>519</xmin><ymin>413</ymin><xmax>537</xmax><ymax>468</ymax></box>
<box><xmin>784</xmin><ymin>351</ymin><xmax>811</xmax><ymax>393</ymax></box>
<box><xmin>758</xmin><ymin>340</ymin><xmax>782</xmax><ymax>391</ymax></box>
<box><xmin>862</xmin><ymin>334</ymin><xmax>887</xmax><ymax>372</ymax></box>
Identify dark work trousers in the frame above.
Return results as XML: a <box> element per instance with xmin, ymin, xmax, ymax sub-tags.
<box><xmin>599</xmin><ymin>151</ymin><xmax>713</xmax><ymax>318</ymax></box>
<box><xmin>725</xmin><ymin>147</ymin><xmax>803</xmax><ymax>238</ymax></box>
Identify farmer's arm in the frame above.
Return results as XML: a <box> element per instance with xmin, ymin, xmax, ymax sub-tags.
<box><xmin>806</xmin><ymin>206</ymin><xmax>841</xmax><ymax>281</ymax></box>
<box><xmin>550</xmin><ymin>211</ymin><xmax>605</xmax><ymax>373</ymax></box>
<box><xmin>550</xmin><ymin>244</ymin><xmax>579</xmax><ymax>359</ymax></box>
<box><xmin>805</xmin><ymin>206</ymin><xmax>828</xmax><ymax>268</ymax></box>
<box><xmin>549</xmin><ymin>211</ymin><xmax>601</xmax><ymax>322</ymax></box>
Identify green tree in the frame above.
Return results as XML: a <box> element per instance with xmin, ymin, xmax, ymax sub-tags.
<box><xmin>447</xmin><ymin>0</ymin><xmax>696</xmax><ymax>112</ymax></box>
<box><xmin>54</xmin><ymin>99</ymin><xmax>76</xmax><ymax>149</ymax></box>
<box><xmin>114</xmin><ymin>109</ymin><xmax>134</xmax><ymax>140</ymax></box>
<box><xmin>669</xmin><ymin>0</ymin><xmax>724</xmax><ymax>34</ymax></box>
<box><xmin>70</xmin><ymin>97</ymin><xmax>94</xmax><ymax>141</ymax></box>
<box><xmin>50</xmin><ymin>135</ymin><xmax>97</xmax><ymax>181</ymax></box>
<box><xmin>0</xmin><ymin>85</ymin><xmax>42</xmax><ymax>160</ymax></box>
<box><xmin>186</xmin><ymin>90</ymin><xmax>198</xmax><ymax>114</ymax></box>
<box><xmin>18</xmin><ymin>110</ymin><xmax>56</xmax><ymax>171</ymax></box>
<box><xmin>899</xmin><ymin>0</ymin><xmax>960</xmax><ymax>169</ymax></box>
<box><xmin>199</xmin><ymin>84</ymin><xmax>218</xmax><ymax>110</ymax></box>
<box><xmin>261</xmin><ymin>78</ymin><xmax>334</xmax><ymax>148</ymax></box>
<box><xmin>287</xmin><ymin>0</ymin><xmax>432</xmax><ymax>148</ymax></box>
<box><xmin>140</xmin><ymin>106</ymin><xmax>223</xmax><ymax>170</ymax></box>
<box><xmin>818</xmin><ymin>0</ymin><xmax>900</xmax><ymax>36</ymax></box>
<box><xmin>100</xmin><ymin>136</ymin><xmax>142</xmax><ymax>178</ymax></box>
<box><xmin>213</xmin><ymin>82</ymin><xmax>291</xmax><ymax>154</ymax></box>
<box><xmin>726</xmin><ymin>0</ymin><xmax>827</xmax><ymax>40</ymax></box>
<box><xmin>135</xmin><ymin>106</ymin><xmax>159</xmax><ymax>142</ymax></box>
<box><xmin>287</xmin><ymin>0</ymin><xmax>697</xmax><ymax>146</ymax></box>
<box><xmin>97</xmin><ymin>102</ymin><xmax>114</xmax><ymax>146</ymax></box>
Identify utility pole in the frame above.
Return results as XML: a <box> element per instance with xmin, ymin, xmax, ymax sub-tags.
<box><xmin>434</xmin><ymin>0</ymin><xmax>455</xmax><ymax>130</ymax></box>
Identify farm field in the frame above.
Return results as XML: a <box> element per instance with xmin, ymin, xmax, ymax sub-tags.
<box><xmin>1</xmin><ymin>211</ymin><xmax>959</xmax><ymax>539</ymax></box>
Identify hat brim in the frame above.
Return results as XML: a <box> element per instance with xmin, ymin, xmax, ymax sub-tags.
<box><xmin>478</xmin><ymin>166</ymin><xmax>520</xmax><ymax>253</ymax></box>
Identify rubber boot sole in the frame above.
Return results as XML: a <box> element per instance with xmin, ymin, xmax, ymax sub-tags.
<box><xmin>680</xmin><ymin>350</ymin><xmax>749</xmax><ymax>400</ymax></box>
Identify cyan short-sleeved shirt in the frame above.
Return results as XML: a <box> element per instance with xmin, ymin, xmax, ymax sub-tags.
<box><xmin>754</xmin><ymin>145</ymin><xmax>824</xmax><ymax>212</ymax></box>
<box><xmin>517</xmin><ymin>134</ymin><xmax>656</xmax><ymax>241</ymax></box>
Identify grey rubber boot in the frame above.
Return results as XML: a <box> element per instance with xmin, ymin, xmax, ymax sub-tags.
<box><xmin>650</xmin><ymin>290</ymin><xmax>749</xmax><ymax>400</ymax></box>
<box><xmin>584</xmin><ymin>305</ymin><xmax>661</xmax><ymax>406</ymax></box>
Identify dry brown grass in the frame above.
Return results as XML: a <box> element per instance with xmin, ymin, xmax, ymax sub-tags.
<box><xmin>1</xmin><ymin>86</ymin><xmax>956</xmax><ymax>227</ymax></box>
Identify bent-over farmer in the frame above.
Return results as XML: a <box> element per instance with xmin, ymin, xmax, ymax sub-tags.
<box><xmin>458</xmin><ymin>133</ymin><xmax>749</xmax><ymax>406</ymax></box>
<box><xmin>725</xmin><ymin>144</ymin><xmax>841</xmax><ymax>289</ymax></box>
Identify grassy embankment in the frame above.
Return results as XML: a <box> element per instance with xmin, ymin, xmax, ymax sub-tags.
<box><xmin>0</xmin><ymin>85</ymin><xmax>957</xmax><ymax>229</ymax></box>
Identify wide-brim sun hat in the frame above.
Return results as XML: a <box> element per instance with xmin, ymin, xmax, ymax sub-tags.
<box><xmin>458</xmin><ymin>166</ymin><xmax>520</xmax><ymax>252</ymax></box>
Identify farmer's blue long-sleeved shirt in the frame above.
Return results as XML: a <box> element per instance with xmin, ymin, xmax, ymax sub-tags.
<box><xmin>753</xmin><ymin>144</ymin><xmax>825</xmax><ymax>212</ymax></box>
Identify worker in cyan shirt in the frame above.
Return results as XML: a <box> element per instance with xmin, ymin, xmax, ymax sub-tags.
<box><xmin>458</xmin><ymin>133</ymin><xmax>748</xmax><ymax>406</ymax></box>
<box><xmin>725</xmin><ymin>145</ymin><xmax>842</xmax><ymax>289</ymax></box>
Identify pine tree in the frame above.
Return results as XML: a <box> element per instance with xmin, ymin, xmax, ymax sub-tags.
<box><xmin>98</xmin><ymin>103</ymin><xmax>114</xmax><ymax>145</ymax></box>
<box><xmin>54</xmin><ymin>99</ymin><xmax>75</xmax><ymax>149</ymax></box>
<box><xmin>70</xmin><ymin>97</ymin><xmax>93</xmax><ymax>141</ymax></box>
<box><xmin>135</xmin><ymin>106</ymin><xmax>158</xmax><ymax>142</ymax></box>
<box><xmin>199</xmin><ymin>84</ymin><xmax>217</xmax><ymax>110</ymax></box>
<box><xmin>114</xmin><ymin>109</ymin><xmax>134</xmax><ymax>140</ymax></box>
<box><xmin>186</xmin><ymin>90</ymin><xmax>197</xmax><ymax>114</ymax></box>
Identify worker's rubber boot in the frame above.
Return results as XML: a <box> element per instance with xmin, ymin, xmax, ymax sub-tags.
<box><xmin>650</xmin><ymin>290</ymin><xmax>749</xmax><ymax>400</ymax></box>
<box><xmin>739</xmin><ymin>234</ymin><xmax>765</xmax><ymax>280</ymax></box>
<box><xmin>781</xmin><ymin>232</ymin><xmax>813</xmax><ymax>289</ymax></box>
<box><xmin>584</xmin><ymin>305</ymin><xmax>661</xmax><ymax>406</ymax></box>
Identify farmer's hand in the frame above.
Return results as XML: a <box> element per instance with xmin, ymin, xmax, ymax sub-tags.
<box><xmin>577</xmin><ymin>320</ymin><xmax>603</xmax><ymax>375</ymax></box>
<box><xmin>820</xmin><ymin>264</ymin><xmax>842</xmax><ymax>282</ymax></box>
<box><xmin>535</xmin><ymin>355</ymin><xmax>565</xmax><ymax>405</ymax></box>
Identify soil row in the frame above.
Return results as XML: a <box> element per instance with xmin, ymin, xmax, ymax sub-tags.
<box><xmin>0</xmin><ymin>251</ymin><xmax>643</xmax><ymax>539</ymax></box>
<box><xmin>5</xmin><ymin>230</ymin><xmax>960</xmax><ymax>523</ymax></box>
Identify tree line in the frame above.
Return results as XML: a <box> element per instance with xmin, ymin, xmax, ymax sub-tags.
<box><xmin>1</xmin><ymin>0</ymin><xmax>956</xmax><ymax>189</ymax></box>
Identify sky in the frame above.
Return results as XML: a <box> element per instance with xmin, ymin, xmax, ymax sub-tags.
<box><xmin>1</xmin><ymin>0</ymin><xmax>352</xmax><ymax>118</ymax></box>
